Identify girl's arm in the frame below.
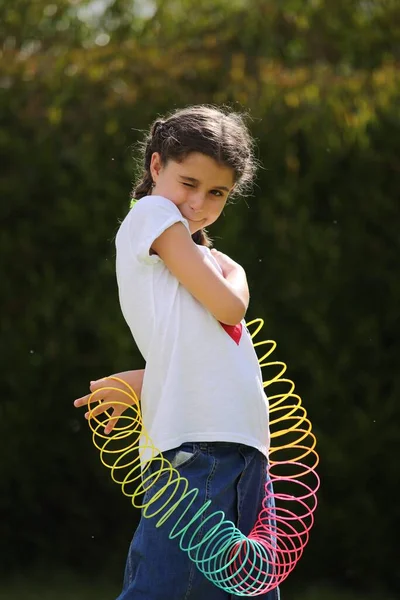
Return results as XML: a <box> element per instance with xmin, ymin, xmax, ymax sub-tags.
<box><xmin>210</xmin><ymin>248</ymin><xmax>250</xmax><ymax>310</ymax></box>
<box><xmin>151</xmin><ymin>223</ymin><xmax>248</xmax><ymax>325</ymax></box>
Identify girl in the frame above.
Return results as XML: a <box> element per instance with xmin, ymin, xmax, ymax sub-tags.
<box><xmin>75</xmin><ymin>105</ymin><xmax>279</xmax><ymax>600</ymax></box>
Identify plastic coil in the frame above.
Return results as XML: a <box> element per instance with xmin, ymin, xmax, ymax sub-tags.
<box><xmin>87</xmin><ymin>318</ymin><xmax>319</xmax><ymax>595</ymax></box>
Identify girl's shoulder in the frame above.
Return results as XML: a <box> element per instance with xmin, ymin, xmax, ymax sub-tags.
<box><xmin>129</xmin><ymin>195</ymin><xmax>178</xmax><ymax>215</ymax></box>
<box><xmin>127</xmin><ymin>195</ymin><xmax>189</xmax><ymax>233</ymax></box>
<box><xmin>117</xmin><ymin>195</ymin><xmax>190</xmax><ymax>264</ymax></box>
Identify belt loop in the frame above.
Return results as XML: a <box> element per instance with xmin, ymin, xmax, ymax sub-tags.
<box><xmin>199</xmin><ymin>442</ymin><xmax>208</xmax><ymax>452</ymax></box>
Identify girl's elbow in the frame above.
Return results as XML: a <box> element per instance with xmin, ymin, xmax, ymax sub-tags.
<box><xmin>219</xmin><ymin>299</ymin><xmax>247</xmax><ymax>326</ymax></box>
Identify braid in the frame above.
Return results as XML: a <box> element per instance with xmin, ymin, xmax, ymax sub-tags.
<box><xmin>131</xmin><ymin>121</ymin><xmax>163</xmax><ymax>201</ymax></box>
<box><xmin>132</xmin><ymin>171</ymin><xmax>153</xmax><ymax>201</ymax></box>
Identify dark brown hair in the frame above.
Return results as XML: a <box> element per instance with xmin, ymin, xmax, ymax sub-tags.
<box><xmin>132</xmin><ymin>105</ymin><xmax>258</xmax><ymax>247</ymax></box>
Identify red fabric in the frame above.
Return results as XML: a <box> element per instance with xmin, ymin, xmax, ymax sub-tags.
<box><xmin>219</xmin><ymin>322</ymin><xmax>243</xmax><ymax>345</ymax></box>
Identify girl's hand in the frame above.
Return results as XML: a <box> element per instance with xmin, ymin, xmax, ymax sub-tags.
<box><xmin>210</xmin><ymin>249</ymin><xmax>241</xmax><ymax>278</ymax></box>
<box><xmin>74</xmin><ymin>369</ymin><xmax>145</xmax><ymax>434</ymax></box>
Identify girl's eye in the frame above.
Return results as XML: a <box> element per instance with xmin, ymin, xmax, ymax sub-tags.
<box><xmin>181</xmin><ymin>183</ymin><xmax>223</xmax><ymax>198</ymax></box>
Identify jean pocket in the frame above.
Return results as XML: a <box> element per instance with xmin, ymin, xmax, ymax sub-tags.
<box><xmin>164</xmin><ymin>443</ymin><xmax>201</xmax><ymax>470</ymax></box>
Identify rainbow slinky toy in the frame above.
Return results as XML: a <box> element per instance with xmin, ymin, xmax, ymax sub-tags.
<box><xmin>87</xmin><ymin>318</ymin><xmax>320</xmax><ymax>596</ymax></box>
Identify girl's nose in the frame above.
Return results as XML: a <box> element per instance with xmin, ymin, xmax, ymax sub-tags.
<box><xmin>188</xmin><ymin>193</ymin><xmax>206</xmax><ymax>213</ymax></box>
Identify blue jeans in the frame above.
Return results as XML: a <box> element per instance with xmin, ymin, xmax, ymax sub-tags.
<box><xmin>117</xmin><ymin>442</ymin><xmax>280</xmax><ymax>600</ymax></box>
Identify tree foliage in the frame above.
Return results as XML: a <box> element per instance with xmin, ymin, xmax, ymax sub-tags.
<box><xmin>1</xmin><ymin>0</ymin><xmax>399</xmax><ymax>593</ymax></box>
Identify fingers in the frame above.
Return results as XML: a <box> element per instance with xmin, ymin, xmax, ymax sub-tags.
<box><xmin>74</xmin><ymin>393</ymin><xmax>91</xmax><ymax>408</ymax></box>
<box><xmin>84</xmin><ymin>401</ymin><xmax>113</xmax><ymax>420</ymax></box>
<box><xmin>74</xmin><ymin>378</ymin><xmax>109</xmax><ymax>408</ymax></box>
<box><xmin>104</xmin><ymin>407</ymin><xmax>124</xmax><ymax>434</ymax></box>
<box><xmin>89</xmin><ymin>378</ymin><xmax>107</xmax><ymax>392</ymax></box>
<box><xmin>104</xmin><ymin>416</ymin><xmax>117</xmax><ymax>435</ymax></box>
<box><xmin>74</xmin><ymin>390</ymin><xmax>104</xmax><ymax>408</ymax></box>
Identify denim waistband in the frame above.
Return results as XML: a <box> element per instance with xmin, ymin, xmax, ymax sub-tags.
<box><xmin>180</xmin><ymin>441</ymin><xmax>244</xmax><ymax>453</ymax></box>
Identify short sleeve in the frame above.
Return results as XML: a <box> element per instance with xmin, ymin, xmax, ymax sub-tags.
<box><xmin>127</xmin><ymin>195</ymin><xmax>190</xmax><ymax>264</ymax></box>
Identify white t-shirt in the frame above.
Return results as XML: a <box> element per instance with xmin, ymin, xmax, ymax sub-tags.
<box><xmin>115</xmin><ymin>195</ymin><xmax>270</xmax><ymax>463</ymax></box>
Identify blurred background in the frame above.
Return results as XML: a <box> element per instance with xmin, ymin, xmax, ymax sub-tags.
<box><xmin>1</xmin><ymin>1</ymin><xmax>399</xmax><ymax>599</ymax></box>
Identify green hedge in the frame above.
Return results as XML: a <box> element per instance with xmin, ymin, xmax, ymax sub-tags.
<box><xmin>1</xmin><ymin>1</ymin><xmax>399</xmax><ymax>593</ymax></box>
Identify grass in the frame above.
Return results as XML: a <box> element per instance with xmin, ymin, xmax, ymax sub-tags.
<box><xmin>284</xmin><ymin>586</ymin><xmax>393</xmax><ymax>600</ymax></box>
<box><xmin>0</xmin><ymin>572</ymin><xmax>394</xmax><ymax>600</ymax></box>
<box><xmin>0</xmin><ymin>570</ymin><xmax>118</xmax><ymax>600</ymax></box>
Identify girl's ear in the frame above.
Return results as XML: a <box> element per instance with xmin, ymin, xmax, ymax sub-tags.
<box><xmin>150</xmin><ymin>152</ymin><xmax>162</xmax><ymax>182</ymax></box>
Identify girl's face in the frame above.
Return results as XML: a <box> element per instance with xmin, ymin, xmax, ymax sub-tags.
<box><xmin>150</xmin><ymin>152</ymin><xmax>235</xmax><ymax>234</ymax></box>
